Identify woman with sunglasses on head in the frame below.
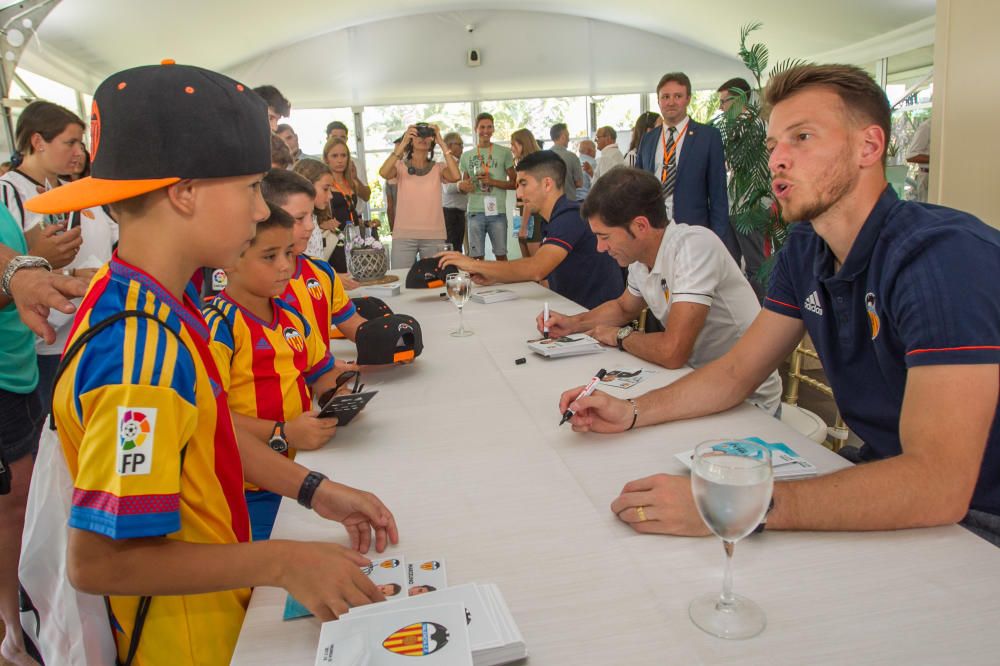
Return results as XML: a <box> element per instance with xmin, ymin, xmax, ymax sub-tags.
<box><xmin>378</xmin><ymin>123</ymin><xmax>460</xmax><ymax>270</ymax></box>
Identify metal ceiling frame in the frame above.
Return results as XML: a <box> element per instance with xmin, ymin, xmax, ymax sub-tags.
<box><xmin>0</xmin><ymin>0</ymin><xmax>61</xmax><ymax>151</ymax></box>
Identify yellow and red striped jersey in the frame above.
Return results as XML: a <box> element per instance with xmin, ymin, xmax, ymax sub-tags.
<box><xmin>281</xmin><ymin>254</ymin><xmax>355</xmax><ymax>347</ymax></box>
<box><xmin>53</xmin><ymin>255</ymin><xmax>250</xmax><ymax>666</ymax></box>
<box><xmin>203</xmin><ymin>293</ymin><xmax>333</xmax><ymax>423</ymax></box>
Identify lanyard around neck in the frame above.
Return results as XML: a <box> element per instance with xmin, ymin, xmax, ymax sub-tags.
<box><xmin>476</xmin><ymin>143</ymin><xmax>493</xmax><ymax>164</ymax></box>
<box><xmin>331</xmin><ymin>179</ymin><xmax>356</xmax><ymax>223</ymax></box>
<box><xmin>661</xmin><ymin>123</ymin><xmax>687</xmax><ymax>158</ymax></box>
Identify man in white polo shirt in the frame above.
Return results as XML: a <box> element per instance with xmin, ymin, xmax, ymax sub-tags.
<box><xmin>539</xmin><ymin>167</ymin><xmax>781</xmax><ymax>413</ymax></box>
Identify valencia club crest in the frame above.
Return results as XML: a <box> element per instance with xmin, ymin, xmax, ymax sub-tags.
<box><xmin>865</xmin><ymin>292</ymin><xmax>880</xmax><ymax>340</ymax></box>
<box><xmin>382</xmin><ymin>621</ymin><xmax>450</xmax><ymax>657</ymax></box>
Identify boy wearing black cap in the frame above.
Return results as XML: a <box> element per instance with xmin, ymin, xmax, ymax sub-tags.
<box><xmin>28</xmin><ymin>62</ymin><xmax>397</xmax><ymax>665</ymax></box>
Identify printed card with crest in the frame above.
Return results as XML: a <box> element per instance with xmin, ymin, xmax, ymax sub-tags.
<box><xmin>285</xmin><ymin>555</ymin><xmax>408</xmax><ymax>620</ymax></box>
<box><xmin>407</xmin><ymin>558</ymin><xmax>448</xmax><ymax>596</ymax></box>
<box><xmin>363</xmin><ymin>556</ymin><xmax>408</xmax><ymax>600</ymax></box>
<box><xmin>315</xmin><ymin>602</ymin><xmax>472</xmax><ymax>666</ymax></box>
<box><xmin>347</xmin><ymin>583</ymin><xmax>502</xmax><ymax>652</ymax></box>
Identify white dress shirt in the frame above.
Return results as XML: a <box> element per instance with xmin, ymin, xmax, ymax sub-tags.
<box><xmin>593</xmin><ymin>143</ymin><xmax>625</xmax><ymax>182</ymax></box>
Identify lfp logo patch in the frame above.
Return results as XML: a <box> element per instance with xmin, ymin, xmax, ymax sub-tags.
<box><xmin>211</xmin><ymin>268</ymin><xmax>228</xmax><ymax>292</ymax></box>
<box><xmin>306</xmin><ymin>277</ymin><xmax>324</xmax><ymax>301</ymax></box>
<box><xmin>117</xmin><ymin>407</ymin><xmax>155</xmax><ymax>475</ymax></box>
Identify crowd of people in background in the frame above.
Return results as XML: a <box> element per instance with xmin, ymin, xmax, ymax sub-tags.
<box><xmin>0</xmin><ymin>58</ymin><xmax>995</xmax><ymax>666</ymax></box>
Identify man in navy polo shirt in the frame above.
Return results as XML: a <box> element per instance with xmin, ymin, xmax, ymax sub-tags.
<box><xmin>556</xmin><ymin>64</ymin><xmax>1000</xmax><ymax>544</ymax></box>
<box><xmin>437</xmin><ymin>150</ymin><xmax>622</xmax><ymax>309</ymax></box>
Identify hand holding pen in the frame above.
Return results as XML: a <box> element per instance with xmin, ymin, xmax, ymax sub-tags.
<box><xmin>559</xmin><ymin>369</ymin><xmax>607</xmax><ymax>426</ymax></box>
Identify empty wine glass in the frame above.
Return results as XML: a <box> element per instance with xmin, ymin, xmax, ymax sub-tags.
<box><xmin>446</xmin><ymin>271</ymin><xmax>473</xmax><ymax>337</ymax></box>
<box><xmin>689</xmin><ymin>438</ymin><xmax>773</xmax><ymax>639</ymax></box>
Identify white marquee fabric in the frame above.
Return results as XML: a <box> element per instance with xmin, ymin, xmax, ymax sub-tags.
<box><xmin>18</xmin><ymin>0</ymin><xmax>935</xmax><ymax>106</ymax></box>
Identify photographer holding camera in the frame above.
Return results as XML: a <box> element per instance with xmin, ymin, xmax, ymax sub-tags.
<box><xmin>379</xmin><ymin>123</ymin><xmax>460</xmax><ymax>270</ymax></box>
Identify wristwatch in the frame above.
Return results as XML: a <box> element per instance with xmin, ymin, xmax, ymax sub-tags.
<box><xmin>754</xmin><ymin>497</ymin><xmax>776</xmax><ymax>534</ymax></box>
<box><xmin>616</xmin><ymin>326</ymin><xmax>635</xmax><ymax>351</ymax></box>
<box><xmin>267</xmin><ymin>421</ymin><xmax>288</xmax><ymax>454</ymax></box>
<box><xmin>297</xmin><ymin>470</ymin><xmax>328</xmax><ymax>509</ymax></box>
<box><xmin>1</xmin><ymin>255</ymin><xmax>52</xmax><ymax>299</ymax></box>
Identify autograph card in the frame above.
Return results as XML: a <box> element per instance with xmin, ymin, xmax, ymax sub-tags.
<box><xmin>407</xmin><ymin>559</ymin><xmax>448</xmax><ymax>596</ymax></box>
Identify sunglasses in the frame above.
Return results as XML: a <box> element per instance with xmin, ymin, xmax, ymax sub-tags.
<box><xmin>318</xmin><ymin>370</ymin><xmax>364</xmax><ymax>406</ymax></box>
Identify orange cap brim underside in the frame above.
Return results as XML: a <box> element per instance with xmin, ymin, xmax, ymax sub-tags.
<box><xmin>25</xmin><ymin>176</ymin><xmax>182</xmax><ymax>214</ymax></box>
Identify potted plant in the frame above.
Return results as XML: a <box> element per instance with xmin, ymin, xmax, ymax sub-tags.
<box><xmin>714</xmin><ymin>22</ymin><xmax>802</xmax><ymax>281</ymax></box>
<box><xmin>884</xmin><ymin>136</ymin><xmax>908</xmax><ymax>199</ymax></box>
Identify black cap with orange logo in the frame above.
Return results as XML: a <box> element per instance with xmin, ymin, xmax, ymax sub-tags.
<box><xmin>355</xmin><ymin>314</ymin><xmax>424</xmax><ymax>365</ymax></box>
<box><xmin>405</xmin><ymin>257</ymin><xmax>461</xmax><ymax>289</ymax></box>
<box><xmin>27</xmin><ymin>60</ymin><xmax>271</xmax><ymax>215</ymax></box>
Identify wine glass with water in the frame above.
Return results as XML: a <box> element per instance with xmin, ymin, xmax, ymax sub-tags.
<box><xmin>689</xmin><ymin>438</ymin><xmax>773</xmax><ymax>639</ymax></box>
<box><xmin>446</xmin><ymin>271</ymin><xmax>473</xmax><ymax>337</ymax></box>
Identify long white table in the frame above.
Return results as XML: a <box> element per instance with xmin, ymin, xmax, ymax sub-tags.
<box><xmin>232</xmin><ymin>275</ymin><xmax>1000</xmax><ymax>665</ymax></box>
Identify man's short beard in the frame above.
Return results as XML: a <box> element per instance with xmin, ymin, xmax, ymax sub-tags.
<box><xmin>784</xmin><ymin>149</ymin><xmax>858</xmax><ymax>223</ymax></box>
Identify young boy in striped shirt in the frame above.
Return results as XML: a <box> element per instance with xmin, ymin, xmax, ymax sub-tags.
<box><xmin>205</xmin><ymin>202</ymin><xmax>359</xmax><ymax>540</ymax></box>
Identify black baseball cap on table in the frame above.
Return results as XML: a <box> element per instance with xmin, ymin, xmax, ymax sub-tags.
<box><xmin>355</xmin><ymin>314</ymin><xmax>423</xmax><ymax>365</ymax></box>
<box><xmin>352</xmin><ymin>296</ymin><xmax>393</xmax><ymax>320</ymax></box>
<box><xmin>27</xmin><ymin>60</ymin><xmax>271</xmax><ymax>215</ymax></box>
<box><xmin>405</xmin><ymin>257</ymin><xmax>461</xmax><ymax>289</ymax></box>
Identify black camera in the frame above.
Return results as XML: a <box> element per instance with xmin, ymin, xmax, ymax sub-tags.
<box><xmin>415</xmin><ymin>123</ymin><xmax>435</xmax><ymax>138</ymax></box>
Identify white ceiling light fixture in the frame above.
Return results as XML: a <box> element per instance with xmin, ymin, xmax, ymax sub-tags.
<box><xmin>4</xmin><ymin>27</ymin><xmax>23</xmax><ymax>47</ymax></box>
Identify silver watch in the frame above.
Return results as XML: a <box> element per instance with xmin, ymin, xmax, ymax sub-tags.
<box><xmin>1</xmin><ymin>255</ymin><xmax>52</xmax><ymax>299</ymax></box>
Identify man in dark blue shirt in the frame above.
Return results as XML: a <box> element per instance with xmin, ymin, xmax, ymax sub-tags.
<box><xmin>438</xmin><ymin>151</ymin><xmax>622</xmax><ymax>309</ymax></box>
<box><xmin>556</xmin><ymin>64</ymin><xmax>1000</xmax><ymax>544</ymax></box>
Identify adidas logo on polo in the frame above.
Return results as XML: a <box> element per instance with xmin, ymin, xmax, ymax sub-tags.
<box><xmin>804</xmin><ymin>291</ymin><xmax>823</xmax><ymax>316</ymax></box>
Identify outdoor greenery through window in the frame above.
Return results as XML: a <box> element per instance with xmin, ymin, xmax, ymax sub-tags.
<box><xmin>593</xmin><ymin>94</ymin><xmax>640</xmax><ymax>135</ymax></box>
<box><xmin>481</xmin><ymin>96</ymin><xmax>589</xmax><ymax>144</ymax></box>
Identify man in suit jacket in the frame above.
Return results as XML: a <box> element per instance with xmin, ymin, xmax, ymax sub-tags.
<box><xmin>635</xmin><ymin>72</ymin><xmax>739</xmax><ymax>260</ymax></box>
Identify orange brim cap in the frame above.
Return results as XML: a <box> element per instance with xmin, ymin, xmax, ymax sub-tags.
<box><xmin>25</xmin><ymin>176</ymin><xmax>181</xmax><ymax>215</ymax></box>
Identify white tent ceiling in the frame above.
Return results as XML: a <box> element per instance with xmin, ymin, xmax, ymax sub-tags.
<box><xmin>17</xmin><ymin>0</ymin><xmax>935</xmax><ymax>107</ymax></box>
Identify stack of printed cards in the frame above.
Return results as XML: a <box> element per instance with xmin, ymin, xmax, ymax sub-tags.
<box><xmin>469</xmin><ymin>289</ymin><xmax>518</xmax><ymax>304</ymax></box>
<box><xmin>284</xmin><ymin>556</ymin><xmax>449</xmax><ymax>620</ymax></box>
<box><xmin>324</xmin><ymin>583</ymin><xmax>526</xmax><ymax>666</ymax></box>
<box><xmin>526</xmin><ymin>334</ymin><xmax>604</xmax><ymax>358</ymax></box>
<box><xmin>674</xmin><ymin>436</ymin><xmax>818</xmax><ymax>480</ymax></box>
<box><xmin>315</xmin><ymin>602</ymin><xmax>472</xmax><ymax>665</ymax></box>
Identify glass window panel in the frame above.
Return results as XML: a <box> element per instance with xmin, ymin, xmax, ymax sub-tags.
<box><xmin>363</xmin><ymin>102</ymin><xmax>472</xmax><ymax>153</ymax></box>
<box><xmin>15</xmin><ymin>68</ymin><xmax>79</xmax><ymax>115</ymax></box>
<box><xmin>286</xmin><ymin>107</ymin><xmax>353</xmax><ymax>157</ymax></box>
<box><xmin>592</xmin><ymin>94</ymin><xmax>640</xmax><ymax>134</ymax></box>
<box><xmin>480</xmin><ymin>96</ymin><xmax>588</xmax><ymax>146</ymax></box>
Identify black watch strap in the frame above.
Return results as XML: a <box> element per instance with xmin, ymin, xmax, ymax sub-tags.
<box><xmin>754</xmin><ymin>496</ymin><xmax>776</xmax><ymax>534</ymax></box>
<box><xmin>268</xmin><ymin>421</ymin><xmax>288</xmax><ymax>453</ymax></box>
<box><xmin>297</xmin><ymin>471</ymin><xmax>328</xmax><ymax>509</ymax></box>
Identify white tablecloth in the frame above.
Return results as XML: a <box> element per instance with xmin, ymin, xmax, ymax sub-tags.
<box><xmin>232</xmin><ymin>274</ymin><xmax>1000</xmax><ymax>665</ymax></box>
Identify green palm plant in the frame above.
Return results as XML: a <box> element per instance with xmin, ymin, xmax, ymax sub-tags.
<box><xmin>715</xmin><ymin>22</ymin><xmax>803</xmax><ymax>278</ymax></box>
